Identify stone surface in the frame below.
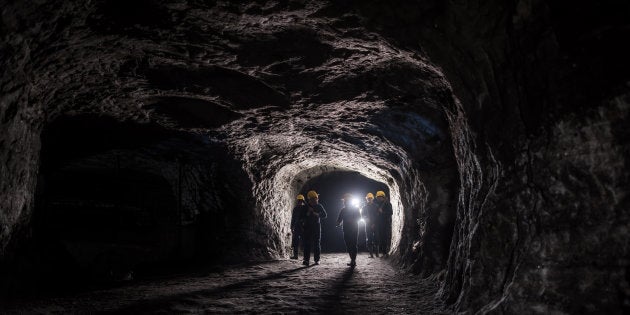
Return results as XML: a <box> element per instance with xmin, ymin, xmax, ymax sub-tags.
<box><xmin>0</xmin><ymin>253</ymin><xmax>447</xmax><ymax>314</ymax></box>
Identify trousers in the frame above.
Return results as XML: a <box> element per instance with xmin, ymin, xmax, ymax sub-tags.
<box><xmin>343</xmin><ymin>227</ymin><xmax>358</xmax><ymax>261</ymax></box>
<box><xmin>302</xmin><ymin>226</ymin><xmax>321</xmax><ymax>262</ymax></box>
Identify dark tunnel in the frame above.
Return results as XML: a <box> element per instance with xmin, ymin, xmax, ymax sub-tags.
<box><xmin>1</xmin><ymin>0</ymin><xmax>629</xmax><ymax>313</ymax></box>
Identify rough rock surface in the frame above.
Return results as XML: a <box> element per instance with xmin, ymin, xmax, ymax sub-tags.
<box><xmin>1</xmin><ymin>0</ymin><xmax>628</xmax><ymax>313</ymax></box>
<box><xmin>1</xmin><ymin>0</ymin><xmax>456</xmax><ymax>297</ymax></box>
<box><xmin>352</xmin><ymin>1</ymin><xmax>630</xmax><ymax>313</ymax></box>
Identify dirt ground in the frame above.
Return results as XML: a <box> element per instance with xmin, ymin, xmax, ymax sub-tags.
<box><xmin>1</xmin><ymin>253</ymin><xmax>448</xmax><ymax>314</ymax></box>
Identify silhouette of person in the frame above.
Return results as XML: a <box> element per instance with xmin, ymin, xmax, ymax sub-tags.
<box><xmin>363</xmin><ymin>192</ymin><xmax>379</xmax><ymax>257</ymax></box>
<box><xmin>375</xmin><ymin>191</ymin><xmax>393</xmax><ymax>257</ymax></box>
<box><xmin>337</xmin><ymin>193</ymin><xmax>361</xmax><ymax>267</ymax></box>
<box><xmin>302</xmin><ymin>190</ymin><xmax>327</xmax><ymax>266</ymax></box>
<box><xmin>290</xmin><ymin>194</ymin><xmax>306</xmax><ymax>259</ymax></box>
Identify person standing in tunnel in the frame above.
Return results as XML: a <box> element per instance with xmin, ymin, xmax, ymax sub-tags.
<box><xmin>337</xmin><ymin>193</ymin><xmax>361</xmax><ymax>267</ymax></box>
<box><xmin>290</xmin><ymin>194</ymin><xmax>307</xmax><ymax>260</ymax></box>
<box><xmin>375</xmin><ymin>191</ymin><xmax>393</xmax><ymax>257</ymax></box>
<box><xmin>363</xmin><ymin>192</ymin><xmax>380</xmax><ymax>258</ymax></box>
<box><xmin>301</xmin><ymin>190</ymin><xmax>327</xmax><ymax>266</ymax></box>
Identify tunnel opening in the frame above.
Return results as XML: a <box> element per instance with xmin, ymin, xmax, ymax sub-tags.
<box><xmin>297</xmin><ymin>170</ymin><xmax>391</xmax><ymax>253</ymax></box>
<box><xmin>252</xmin><ymin>121</ymin><xmax>458</xmax><ymax>276</ymax></box>
<box><xmin>266</xmin><ymin>161</ymin><xmax>405</xmax><ymax>261</ymax></box>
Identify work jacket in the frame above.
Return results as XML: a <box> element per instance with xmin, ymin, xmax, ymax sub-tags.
<box><xmin>302</xmin><ymin>203</ymin><xmax>327</xmax><ymax>230</ymax></box>
<box><xmin>376</xmin><ymin>200</ymin><xmax>393</xmax><ymax>224</ymax></box>
<box><xmin>291</xmin><ymin>203</ymin><xmax>306</xmax><ymax>232</ymax></box>
<box><xmin>337</xmin><ymin>205</ymin><xmax>361</xmax><ymax>232</ymax></box>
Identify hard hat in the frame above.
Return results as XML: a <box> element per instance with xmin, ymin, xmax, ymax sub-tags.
<box><xmin>307</xmin><ymin>190</ymin><xmax>318</xmax><ymax>199</ymax></box>
<box><xmin>366</xmin><ymin>192</ymin><xmax>374</xmax><ymax>199</ymax></box>
<box><xmin>376</xmin><ymin>191</ymin><xmax>386</xmax><ymax>197</ymax></box>
<box><xmin>342</xmin><ymin>193</ymin><xmax>353</xmax><ymax>201</ymax></box>
<box><xmin>297</xmin><ymin>194</ymin><xmax>305</xmax><ymax>201</ymax></box>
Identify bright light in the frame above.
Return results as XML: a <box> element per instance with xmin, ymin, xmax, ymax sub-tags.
<box><xmin>351</xmin><ymin>198</ymin><xmax>360</xmax><ymax>207</ymax></box>
<box><xmin>359</xmin><ymin>218</ymin><xmax>365</xmax><ymax>224</ymax></box>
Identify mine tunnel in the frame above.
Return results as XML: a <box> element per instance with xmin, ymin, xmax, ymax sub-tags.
<box><xmin>1</xmin><ymin>0</ymin><xmax>629</xmax><ymax>314</ymax></box>
<box><xmin>296</xmin><ymin>171</ymin><xmax>393</xmax><ymax>253</ymax></box>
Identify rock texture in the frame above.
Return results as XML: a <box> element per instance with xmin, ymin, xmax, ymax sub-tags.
<box><xmin>1</xmin><ymin>253</ymin><xmax>447</xmax><ymax>314</ymax></box>
<box><xmin>1</xmin><ymin>0</ymin><xmax>456</xmax><ymax>293</ymax></box>
<box><xmin>0</xmin><ymin>0</ymin><xmax>628</xmax><ymax>313</ymax></box>
<box><xmin>350</xmin><ymin>0</ymin><xmax>630</xmax><ymax>313</ymax></box>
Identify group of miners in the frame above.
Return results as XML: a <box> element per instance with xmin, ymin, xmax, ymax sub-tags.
<box><xmin>290</xmin><ymin>190</ymin><xmax>393</xmax><ymax>267</ymax></box>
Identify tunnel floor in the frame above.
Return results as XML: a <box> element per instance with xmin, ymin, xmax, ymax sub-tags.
<box><xmin>2</xmin><ymin>253</ymin><xmax>447</xmax><ymax>314</ymax></box>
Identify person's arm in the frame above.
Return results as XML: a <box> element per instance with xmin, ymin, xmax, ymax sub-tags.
<box><xmin>290</xmin><ymin>208</ymin><xmax>296</xmax><ymax>230</ymax></box>
<box><xmin>385</xmin><ymin>202</ymin><xmax>393</xmax><ymax>216</ymax></box>
<box><xmin>319</xmin><ymin>205</ymin><xmax>327</xmax><ymax>219</ymax></box>
<box><xmin>336</xmin><ymin>208</ymin><xmax>343</xmax><ymax>226</ymax></box>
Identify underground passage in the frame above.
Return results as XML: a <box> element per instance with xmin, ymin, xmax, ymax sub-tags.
<box><xmin>0</xmin><ymin>0</ymin><xmax>629</xmax><ymax>314</ymax></box>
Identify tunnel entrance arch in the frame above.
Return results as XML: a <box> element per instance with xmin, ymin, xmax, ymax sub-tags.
<box><xmin>269</xmin><ymin>163</ymin><xmax>404</xmax><ymax>259</ymax></box>
<box><xmin>297</xmin><ymin>171</ymin><xmax>391</xmax><ymax>253</ymax></box>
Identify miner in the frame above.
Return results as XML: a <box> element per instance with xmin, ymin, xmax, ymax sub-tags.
<box><xmin>337</xmin><ymin>193</ymin><xmax>361</xmax><ymax>267</ymax></box>
<box><xmin>290</xmin><ymin>194</ymin><xmax>306</xmax><ymax>259</ymax></box>
<box><xmin>375</xmin><ymin>190</ymin><xmax>393</xmax><ymax>257</ymax></box>
<box><xmin>301</xmin><ymin>190</ymin><xmax>327</xmax><ymax>266</ymax></box>
<box><xmin>363</xmin><ymin>192</ymin><xmax>379</xmax><ymax>258</ymax></box>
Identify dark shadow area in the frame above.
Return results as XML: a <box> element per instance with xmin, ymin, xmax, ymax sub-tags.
<box><xmin>106</xmin><ymin>265</ymin><xmax>312</xmax><ymax>313</ymax></box>
<box><xmin>4</xmin><ymin>114</ymin><xmax>251</xmax><ymax>297</ymax></box>
<box><xmin>34</xmin><ymin>167</ymin><xmax>180</xmax><ymax>282</ymax></box>
<box><xmin>88</xmin><ymin>0</ymin><xmax>174</xmax><ymax>36</ymax></box>
<box><xmin>298</xmin><ymin>171</ymin><xmax>390</xmax><ymax>253</ymax></box>
<box><xmin>237</xmin><ymin>26</ymin><xmax>333</xmax><ymax>68</ymax></box>
<box><xmin>546</xmin><ymin>0</ymin><xmax>630</xmax><ymax>109</ymax></box>
<box><xmin>144</xmin><ymin>96</ymin><xmax>243</xmax><ymax>129</ymax></box>
<box><xmin>38</xmin><ymin>114</ymin><xmax>174</xmax><ymax>171</ymax></box>
<box><xmin>315</xmin><ymin>267</ymin><xmax>355</xmax><ymax>312</ymax></box>
<box><xmin>27</xmin><ymin>115</ymin><xmax>187</xmax><ymax>292</ymax></box>
<box><xmin>0</xmin><ymin>259</ymin><xmax>280</xmax><ymax>309</ymax></box>
<box><xmin>0</xmin><ymin>108</ymin><xmax>269</xmax><ymax>300</ymax></box>
<box><xmin>142</xmin><ymin>65</ymin><xmax>290</xmax><ymax>110</ymax></box>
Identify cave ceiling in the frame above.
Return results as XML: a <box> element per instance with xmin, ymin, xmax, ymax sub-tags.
<box><xmin>18</xmin><ymin>0</ymin><xmax>453</xmax><ymax>173</ymax></box>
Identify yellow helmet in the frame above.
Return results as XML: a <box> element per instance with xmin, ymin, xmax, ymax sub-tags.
<box><xmin>366</xmin><ymin>193</ymin><xmax>374</xmax><ymax>199</ymax></box>
<box><xmin>296</xmin><ymin>194</ymin><xmax>305</xmax><ymax>201</ymax></box>
<box><xmin>307</xmin><ymin>190</ymin><xmax>319</xmax><ymax>199</ymax></box>
<box><xmin>376</xmin><ymin>191</ymin><xmax>386</xmax><ymax>197</ymax></box>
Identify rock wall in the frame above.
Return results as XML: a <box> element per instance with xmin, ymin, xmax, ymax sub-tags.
<box><xmin>351</xmin><ymin>0</ymin><xmax>630</xmax><ymax>313</ymax></box>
